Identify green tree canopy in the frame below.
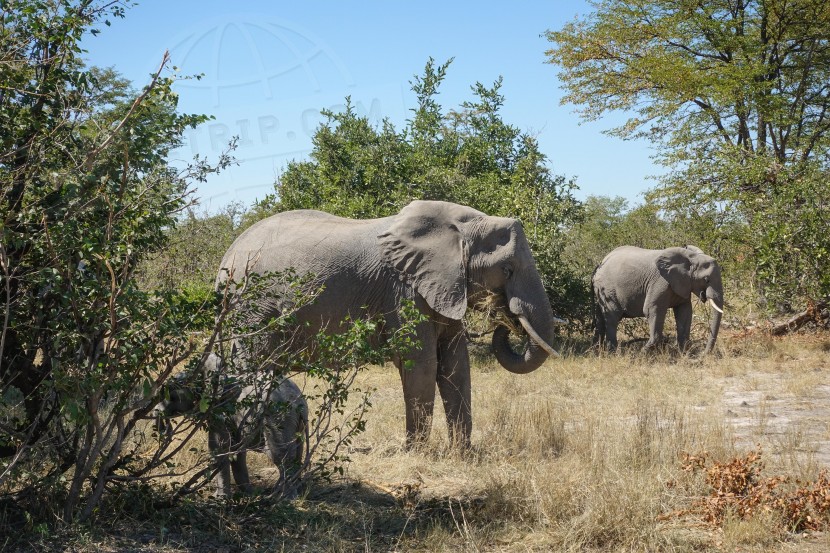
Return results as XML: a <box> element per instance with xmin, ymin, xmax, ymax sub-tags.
<box><xmin>546</xmin><ymin>0</ymin><xmax>830</xmax><ymax>307</ymax></box>
<box><xmin>259</xmin><ymin>59</ymin><xmax>586</xmax><ymax>317</ymax></box>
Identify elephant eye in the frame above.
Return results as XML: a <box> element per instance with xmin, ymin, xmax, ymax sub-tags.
<box><xmin>503</xmin><ymin>265</ymin><xmax>513</xmax><ymax>279</ymax></box>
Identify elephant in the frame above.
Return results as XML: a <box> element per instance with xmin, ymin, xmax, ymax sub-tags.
<box><xmin>217</xmin><ymin>200</ymin><xmax>560</xmax><ymax>448</ymax></box>
<box><xmin>152</xmin><ymin>353</ymin><xmax>308</xmax><ymax>498</ymax></box>
<box><xmin>592</xmin><ymin>245</ymin><xmax>724</xmax><ymax>354</ymax></box>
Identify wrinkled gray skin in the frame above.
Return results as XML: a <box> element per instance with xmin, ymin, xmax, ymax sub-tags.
<box><xmin>152</xmin><ymin>354</ymin><xmax>308</xmax><ymax>497</ymax></box>
<box><xmin>592</xmin><ymin>245</ymin><xmax>724</xmax><ymax>354</ymax></box>
<box><xmin>218</xmin><ymin>200</ymin><xmax>559</xmax><ymax>448</ymax></box>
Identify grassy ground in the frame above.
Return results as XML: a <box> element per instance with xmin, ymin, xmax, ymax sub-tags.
<box><xmin>7</xmin><ymin>331</ymin><xmax>830</xmax><ymax>552</ymax></box>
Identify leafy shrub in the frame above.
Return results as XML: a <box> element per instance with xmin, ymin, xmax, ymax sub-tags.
<box><xmin>153</xmin><ymin>272</ymin><xmax>425</xmax><ymax>498</ymax></box>
<box><xmin>256</xmin><ymin>58</ymin><xmax>585</xmax><ymax>321</ymax></box>
<box><xmin>138</xmin><ymin>202</ymin><xmax>247</xmax><ymax>295</ymax></box>
<box><xmin>0</xmin><ymin>1</ymin><xmax>403</xmax><ymax>524</ymax></box>
<box><xmin>0</xmin><ymin>0</ymin><xmax>237</xmax><ymax>522</ymax></box>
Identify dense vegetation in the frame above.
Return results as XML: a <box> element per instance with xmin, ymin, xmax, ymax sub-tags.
<box><xmin>252</xmin><ymin>58</ymin><xmax>586</xmax><ymax>319</ymax></box>
<box><xmin>2</xmin><ymin>0</ymin><xmax>829</xmax><ymax>548</ymax></box>
<box><xmin>0</xmin><ymin>0</ymin><xmax>224</xmax><ymax>521</ymax></box>
<box><xmin>0</xmin><ymin>0</ymin><xmax>419</xmax><ymax>524</ymax></box>
<box><xmin>547</xmin><ymin>0</ymin><xmax>830</xmax><ymax>308</ymax></box>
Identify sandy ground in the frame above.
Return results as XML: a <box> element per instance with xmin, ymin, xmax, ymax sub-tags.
<box><xmin>720</xmin><ymin>366</ymin><xmax>830</xmax><ymax>469</ymax></box>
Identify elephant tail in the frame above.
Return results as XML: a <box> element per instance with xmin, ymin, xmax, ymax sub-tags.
<box><xmin>591</xmin><ymin>267</ymin><xmax>604</xmax><ymax>347</ymax></box>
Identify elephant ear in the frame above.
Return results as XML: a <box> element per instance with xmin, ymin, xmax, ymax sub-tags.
<box><xmin>656</xmin><ymin>248</ymin><xmax>692</xmax><ymax>298</ymax></box>
<box><xmin>378</xmin><ymin>201</ymin><xmax>481</xmax><ymax>320</ymax></box>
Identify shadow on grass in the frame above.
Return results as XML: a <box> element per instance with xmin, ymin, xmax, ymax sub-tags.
<box><xmin>3</xmin><ymin>478</ymin><xmax>485</xmax><ymax>552</ymax></box>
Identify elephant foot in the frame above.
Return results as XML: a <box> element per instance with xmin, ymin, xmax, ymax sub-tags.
<box><xmin>448</xmin><ymin>435</ymin><xmax>472</xmax><ymax>451</ymax></box>
<box><xmin>594</xmin><ymin>341</ymin><xmax>617</xmax><ymax>355</ymax></box>
<box><xmin>642</xmin><ymin>336</ymin><xmax>668</xmax><ymax>352</ymax></box>
<box><xmin>214</xmin><ymin>483</ymin><xmax>254</xmax><ymax>498</ymax></box>
<box><xmin>274</xmin><ymin>478</ymin><xmax>302</xmax><ymax>500</ymax></box>
<box><xmin>403</xmin><ymin>437</ymin><xmax>427</xmax><ymax>452</ymax></box>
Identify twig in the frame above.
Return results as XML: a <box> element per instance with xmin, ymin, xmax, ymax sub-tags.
<box><xmin>0</xmin><ymin>244</ymin><xmax>10</xmax><ymax>376</ymax></box>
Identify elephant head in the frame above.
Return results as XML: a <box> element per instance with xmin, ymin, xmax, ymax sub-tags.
<box><xmin>152</xmin><ymin>354</ymin><xmax>225</xmax><ymax>434</ymax></box>
<box><xmin>379</xmin><ymin>200</ymin><xmax>559</xmax><ymax>373</ymax></box>
<box><xmin>152</xmin><ymin>371</ymin><xmax>196</xmax><ymax>436</ymax></box>
<box><xmin>657</xmin><ymin>247</ymin><xmax>724</xmax><ymax>354</ymax></box>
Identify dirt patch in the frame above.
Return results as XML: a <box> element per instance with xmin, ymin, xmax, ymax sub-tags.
<box><xmin>719</xmin><ymin>369</ymin><xmax>830</xmax><ymax>468</ymax></box>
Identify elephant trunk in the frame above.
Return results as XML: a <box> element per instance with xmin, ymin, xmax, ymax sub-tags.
<box><xmin>704</xmin><ymin>285</ymin><xmax>723</xmax><ymax>355</ymax></box>
<box><xmin>491</xmin><ymin>286</ymin><xmax>559</xmax><ymax>374</ymax></box>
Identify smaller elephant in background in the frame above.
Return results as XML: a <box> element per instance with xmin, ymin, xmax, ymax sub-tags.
<box><xmin>592</xmin><ymin>245</ymin><xmax>724</xmax><ymax>354</ymax></box>
<box><xmin>152</xmin><ymin>353</ymin><xmax>307</xmax><ymax>498</ymax></box>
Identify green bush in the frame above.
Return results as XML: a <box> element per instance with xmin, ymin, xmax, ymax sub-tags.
<box><xmin>0</xmin><ymin>4</ymin><xmax>431</xmax><ymax>525</ymax></box>
<box><xmin>256</xmin><ymin>58</ymin><xmax>585</xmax><ymax>320</ymax></box>
<box><xmin>154</xmin><ymin>271</ymin><xmax>424</xmax><ymax>498</ymax></box>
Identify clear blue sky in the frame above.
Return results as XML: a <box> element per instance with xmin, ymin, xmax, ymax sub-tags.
<box><xmin>82</xmin><ymin>0</ymin><xmax>657</xmax><ymax>210</ymax></box>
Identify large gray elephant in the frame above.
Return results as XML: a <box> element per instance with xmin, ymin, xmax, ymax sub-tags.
<box><xmin>592</xmin><ymin>245</ymin><xmax>724</xmax><ymax>354</ymax></box>
<box><xmin>217</xmin><ymin>200</ymin><xmax>560</xmax><ymax>448</ymax></box>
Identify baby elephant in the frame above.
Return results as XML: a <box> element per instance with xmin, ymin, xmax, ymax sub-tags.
<box><xmin>153</xmin><ymin>353</ymin><xmax>308</xmax><ymax>497</ymax></box>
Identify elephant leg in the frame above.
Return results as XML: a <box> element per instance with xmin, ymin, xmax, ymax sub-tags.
<box><xmin>264</xmin><ymin>415</ymin><xmax>305</xmax><ymax>497</ymax></box>
<box><xmin>208</xmin><ymin>427</ymin><xmax>233</xmax><ymax>497</ymax></box>
<box><xmin>231</xmin><ymin>449</ymin><xmax>252</xmax><ymax>494</ymax></box>
<box><xmin>604</xmin><ymin>311</ymin><xmax>620</xmax><ymax>352</ymax></box>
<box><xmin>592</xmin><ymin>303</ymin><xmax>606</xmax><ymax>348</ymax></box>
<box><xmin>673</xmin><ymin>302</ymin><xmax>693</xmax><ymax>351</ymax></box>
<box><xmin>436</xmin><ymin>326</ymin><xmax>472</xmax><ymax>448</ymax></box>
<box><xmin>644</xmin><ymin>308</ymin><xmax>667</xmax><ymax>350</ymax></box>
<box><xmin>396</xmin><ymin>341</ymin><xmax>438</xmax><ymax>448</ymax></box>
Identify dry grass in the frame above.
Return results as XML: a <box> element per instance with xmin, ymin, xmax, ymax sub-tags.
<box><xmin>332</xmin><ymin>331</ymin><xmax>830</xmax><ymax>551</ymax></box>
<box><xmin>10</xmin><ymin>332</ymin><xmax>830</xmax><ymax>552</ymax></box>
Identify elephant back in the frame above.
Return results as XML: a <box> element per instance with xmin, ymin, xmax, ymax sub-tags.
<box><xmin>217</xmin><ymin>210</ymin><xmax>389</xmax><ymax>286</ymax></box>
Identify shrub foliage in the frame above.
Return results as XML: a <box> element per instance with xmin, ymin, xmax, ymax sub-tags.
<box><xmin>548</xmin><ymin>0</ymin><xmax>830</xmax><ymax>310</ymax></box>
<box><xmin>0</xmin><ymin>1</ymin><xmax>422</xmax><ymax>524</ymax></box>
<box><xmin>671</xmin><ymin>449</ymin><xmax>830</xmax><ymax>533</ymax></box>
<box><xmin>256</xmin><ymin>58</ymin><xmax>586</xmax><ymax>319</ymax></box>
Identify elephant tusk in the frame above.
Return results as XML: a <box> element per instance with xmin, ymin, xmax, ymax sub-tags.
<box><xmin>707</xmin><ymin>298</ymin><xmax>724</xmax><ymax>314</ymax></box>
<box><xmin>553</xmin><ymin>316</ymin><xmax>569</xmax><ymax>325</ymax></box>
<box><xmin>518</xmin><ymin>316</ymin><xmax>560</xmax><ymax>358</ymax></box>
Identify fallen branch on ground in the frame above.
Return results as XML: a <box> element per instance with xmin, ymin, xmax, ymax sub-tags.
<box><xmin>770</xmin><ymin>300</ymin><xmax>828</xmax><ymax>336</ymax></box>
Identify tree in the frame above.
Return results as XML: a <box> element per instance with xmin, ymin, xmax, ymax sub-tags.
<box><xmin>0</xmin><ymin>0</ymin><xmax>234</xmax><ymax>520</ymax></box>
<box><xmin>0</xmin><ymin>2</ymin><xmax>426</xmax><ymax>524</ymax></box>
<box><xmin>138</xmin><ymin>202</ymin><xmax>247</xmax><ymax>295</ymax></box>
<box><xmin>261</xmin><ymin>59</ymin><xmax>586</xmax><ymax>317</ymax></box>
<box><xmin>546</xmin><ymin>0</ymin><xmax>830</xmax><ymax>308</ymax></box>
